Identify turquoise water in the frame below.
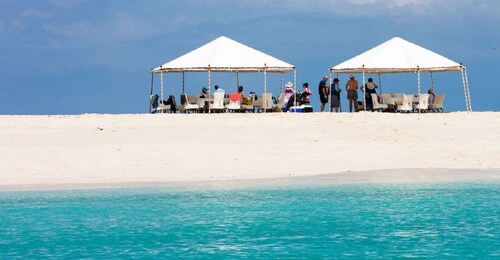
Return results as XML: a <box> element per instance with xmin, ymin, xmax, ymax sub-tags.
<box><xmin>1</xmin><ymin>182</ymin><xmax>498</xmax><ymax>258</ymax></box>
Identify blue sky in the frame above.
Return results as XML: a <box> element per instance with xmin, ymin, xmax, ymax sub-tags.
<box><xmin>1</xmin><ymin>0</ymin><xmax>499</xmax><ymax>114</ymax></box>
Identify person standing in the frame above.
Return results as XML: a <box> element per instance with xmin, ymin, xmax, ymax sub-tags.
<box><xmin>330</xmin><ymin>78</ymin><xmax>341</xmax><ymax>112</ymax></box>
<box><xmin>345</xmin><ymin>75</ymin><xmax>359</xmax><ymax>112</ymax></box>
<box><xmin>361</xmin><ymin>78</ymin><xmax>378</xmax><ymax>110</ymax></box>
<box><xmin>318</xmin><ymin>75</ymin><xmax>329</xmax><ymax>112</ymax></box>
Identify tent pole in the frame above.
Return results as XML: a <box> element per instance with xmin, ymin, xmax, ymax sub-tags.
<box><xmin>208</xmin><ymin>68</ymin><xmax>211</xmax><ymax>114</ymax></box>
<box><xmin>160</xmin><ymin>71</ymin><xmax>164</xmax><ymax>105</ymax></box>
<box><xmin>461</xmin><ymin>66</ymin><xmax>470</xmax><ymax>112</ymax></box>
<box><xmin>237</xmin><ymin>72</ymin><xmax>240</xmax><ymax>89</ymax></box>
<box><xmin>464</xmin><ymin>66</ymin><xmax>472</xmax><ymax>112</ymax></box>
<box><xmin>417</xmin><ymin>67</ymin><xmax>421</xmax><ymax>114</ymax></box>
<box><xmin>329</xmin><ymin>69</ymin><xmax>332</xmax><ymax>112</ymax></box>
<box><xmin>293</xmin><ymin>68</ymin><xmax>297</xmax><ymax>112</ymax></box>
<box><xmin>430</xmin><ymin>72</ymin><xmax>435</xmax><ymax>90</ymax></box>
<box><xmin>182</xmin><ymin>72</ymin><xmax>185</xmax><ymax>94</ymax></box>
<box><xmin>149</xmin><ymin>71</ymin><xmax>154</xmax><ymax>113</ymax></box>
<box><xmin>336</xmin><ymin>73</ymin><xmax>341</xmax><ymax>112</ymax></box>
<box><xmin>362</xmin><ymin>67</ymin><xmax>366</xmax><ymax>111</ymax></box>
<box><xmin>280</xmin><ymin>73</ymin><xmax>284</xmax><ymax>93</ymax></box>
<box><xmin>264</xmin><ymin>69</ymin><xmax>267</xmax><ymax>94</ymax></box>
<box><xmin>378</xmin><ymin>73</ymin><xmax>382</xmax><ymax>94</ymax></box>
<box><xmin>264</xmin><ymin>68</ymin><xmax>267</xmax><ymax>113</ymax></box>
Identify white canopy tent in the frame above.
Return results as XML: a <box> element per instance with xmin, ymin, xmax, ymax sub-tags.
<box><xmin>330</xmin><ymin>37</ymin><xmax>471</xmax><ymax>112</ymax></box>
<box><xmin>150</xmin><ymin>36</ymin><xmax>296</xmax><ymax>112</ymax></box>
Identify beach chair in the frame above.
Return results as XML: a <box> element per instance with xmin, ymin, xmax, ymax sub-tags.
<box><xmin>379</xmin><ymin>93</ymin><xmax>393</xmax><ymax>105</ymax></box>
<box><xmin>413</xmin><ymin>93</ymin><xmax>429</xmax><ymax>112</ymax></box>
<box><xmin>256</xmin><ymin>93</ymin><xmax>274</xmax><ymax>112</ymax></box>
<box><xmin>396</xmin><ymin>94</ymin><xmax>413</xmax><ymax>113</ymax></box>
<box><xmin>154</xmin><ymin>103</ymin><xmax>171</xmax><ymax>113</ymax></box>
<box><xmin>428</xmin><ymin>94</ymin><xmax>445</xmax><ymax>112</ymax></box>
<box><xmin>209</xmin><ymin>92</ymin><xmax>226</xmax><ymax>113</ymax></box>
<box><xmin>371</xmin><ymin>93</ymin><xmax>388</xmax><ymax>112</ymax></box>
<box><xmin>176</xmin><ymin>94</ymin><xmax>200</xmax><ymax>113</ymax></box>
<box><xmin>241</xmin><ymin>93</ymin><xmax>255</xmax><ymax>113</ymax></box>
<box><xmin>226</xmin><ymin>92</ymin><xmax>242</xmax><ymax>112</ymax></box>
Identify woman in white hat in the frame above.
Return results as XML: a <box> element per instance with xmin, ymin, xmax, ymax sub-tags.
<box><xmin>281</xmin><ymin>81</ymin><xmax>295</xmax><ymax>112</ymax></box>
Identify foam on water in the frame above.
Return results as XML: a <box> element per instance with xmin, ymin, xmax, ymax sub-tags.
<box><xmin>0</xmin><ymin>178</ymin><xmax>498</xmax><ymax>258</ymax></box>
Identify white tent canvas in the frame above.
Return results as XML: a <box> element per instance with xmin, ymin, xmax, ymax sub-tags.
<box><xmin>330</xmin><ymin>37</ymin><xmax>471</xmax><ymax>111</ymax></box>
<box><xmin>152</xmin><ymin>36</ymin><xmax>295</xmax><ymax>73</ymax></box>
<box><xmin>331</xmin><ymin>37</ymin><xmax>463</xmax><ymax>73</ymax></box>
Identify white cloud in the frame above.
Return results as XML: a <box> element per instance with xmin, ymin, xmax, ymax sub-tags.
<box><xmin>226</xmin><ymin>0</ymin><xmax>499</xmax><ymax>18</ymax></box>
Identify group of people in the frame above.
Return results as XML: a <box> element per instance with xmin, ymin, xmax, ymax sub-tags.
<box><xmin>317</xmin><ymin>74</ymin><xmax>379</xmax><ymax>113</ymax></box>
<box><xmin>199</xmin><ymin>85</ymin><xmax>225</xmax><ymax>98</ymax></box>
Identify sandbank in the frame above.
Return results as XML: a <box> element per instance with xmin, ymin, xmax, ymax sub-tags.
<box><xmin>1</xmin><ymin>112</ymin><xmax>499</xmax><ymax>190</ymax></box>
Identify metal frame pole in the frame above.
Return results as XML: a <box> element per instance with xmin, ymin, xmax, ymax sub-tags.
<box><xmin>149</xmin><ymin>71</ymin><xmax>154</xmax><ymax>113</ymax></box>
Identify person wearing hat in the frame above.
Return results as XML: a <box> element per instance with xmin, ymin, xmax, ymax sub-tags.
<box><xmin>361</xmin><ymin>78</ymin><xmax>378</xmax><ymax>110</ymax></box>
<box><xmin>318</xmin><ymin>75</ymin><xmax>330</xmax><ymax>112</ymax></box>
<box><xmin>199</xmin><ymin>86</ymin><xmax>209</xmax><ymax>98</ymax></box>
<box><xmin>282</xmin><ymin>81</ymin><xmax>295</xmax><ymax>111</ymax></box>
<box><xmin>345</xmin><ymin>75</ymin><xmax>359</xmax><ymax>112</ymax></box>
<box><xmin>330</xmin><ymin>78</ymin><xmax>341</xmax><ymax>112</ymax></box>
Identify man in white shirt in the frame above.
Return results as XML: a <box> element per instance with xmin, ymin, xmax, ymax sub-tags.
<box><xmin>214</xmin><ymin>85</ymin><xmax>225</xmax><ymax>94</ymax></box>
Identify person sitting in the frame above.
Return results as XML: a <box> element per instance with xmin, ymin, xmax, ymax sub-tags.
<box><xmin>199</xmin><ymin>86</ymin><xmax>209</xmax><ymax>98</ymax></box>
<box><xmin>237</xmin><ymin>85</ymin><xmax>244</xmax><ymax>96</ymax></box>
<box><xmin>150</xmin><ymin>93</ymin><xmax>159</xmax><ymax>113</ymax></box>
<box><xmin>214</xmin><ymin>85</ymin><xmax>225</xmax><ymax>94</ymax></box>
<box><xmin>428</xmin><ymin>88</ymin><xmax>435</xmax><ymax>105</ymax></box>
<box><xmin>300</xmin><ymin>82</ymin><xmax>312</xmax><ymax>106</ymax></box>
<box><xmin>282</xmin><ymin>82</ymin><xmax>295</xmax><ymax>112</ymax></box>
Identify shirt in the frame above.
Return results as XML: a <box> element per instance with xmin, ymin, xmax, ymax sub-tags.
<box><xmin>346</xmin><ymin>79</ymin><xmax>358</xmax><ymax>91</ymax></box>
<box><xmin>302</xmin><ymin>88</ymin><xmax>312</xmax><ymax>104</ymax></box>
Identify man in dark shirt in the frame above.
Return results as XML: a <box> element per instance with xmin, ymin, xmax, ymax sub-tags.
<box><xmin>318</xmin><ymin>75</ymin><xmax>329</xmax><ymax>112</ymax></box>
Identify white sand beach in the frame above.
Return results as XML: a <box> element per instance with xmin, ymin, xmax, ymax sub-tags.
<box><xmin>1</xmin><ymin>112</ymin><xmax>499</xmax><ymax>189</ymax></box>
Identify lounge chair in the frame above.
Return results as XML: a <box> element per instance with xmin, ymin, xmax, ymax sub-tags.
<box><xmin>371</xmin><ymin>93</ymin><xmax>388</xmax><ymax>112</ymax></box>
<box><xmin>396</xmin><ymin>94</ymin><xmax>413</xmax><ymax>113</ymax></box>
<box><xmin>241</xmin><ymin>93</ymin><xmax>255</xmax><ymax>113</ymax></box>
<box><xmin>226</xmin><ymin>92</ymin><xmax>242</xmax><ymax>112</ymax></box>
<box><xmin>256</xmin><ymin>93</ymin><xmax>274</xmax><ymax>112</ymax></box>
<box><xmin>176</xmin><ymin>94</ymin><xmax>200</xmax><ymax>113</ymax></box>
<box><xmin>209</xmin><ymin>92</ymin><xmax>225</xmax><ymax>113</ymax></box>
<box><xmin>413</xmin><ymin>93</ymin><xmax>429</xmax><ymax>112</ymax></box>
<box><xmin>154</xmin><ymin>103</ymin><xmax>171</xmax><ymax>113</ymax></box>
<box><xmin>428</xmin><ymin>94</ymin><xmax>445</xmax><ymax>112</ymax></box>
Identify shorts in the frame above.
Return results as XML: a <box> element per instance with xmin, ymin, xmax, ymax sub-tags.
<box><xmin>330</xmin><ymin>95</ymin><xmax>340</xmax><ymax>108</ymax></box>
<box><xmin>347</xmin><ymin>90</ymin><xmax>358</xmax><ymax>100</ymax></box>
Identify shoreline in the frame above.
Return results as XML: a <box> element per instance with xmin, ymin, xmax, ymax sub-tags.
<box><xmin>1</xmin><ymin>112</ymin><xmax>499</xmax><ymax>189</ymax></box>
<box><xmin>1</xmin><ymin>168</ymin><xmax>499</xmax><ymax>192</ymax></box>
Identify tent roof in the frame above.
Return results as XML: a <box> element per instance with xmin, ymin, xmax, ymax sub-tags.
<box><xmin>331</xmin><ymin>37</ymin><xmax>463</xmax><ymax>74</ymax></box>
<box><xmin>152</xmin><ymin>36</ymin><xmax>295</xmax><ymax>73</ymax></box>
